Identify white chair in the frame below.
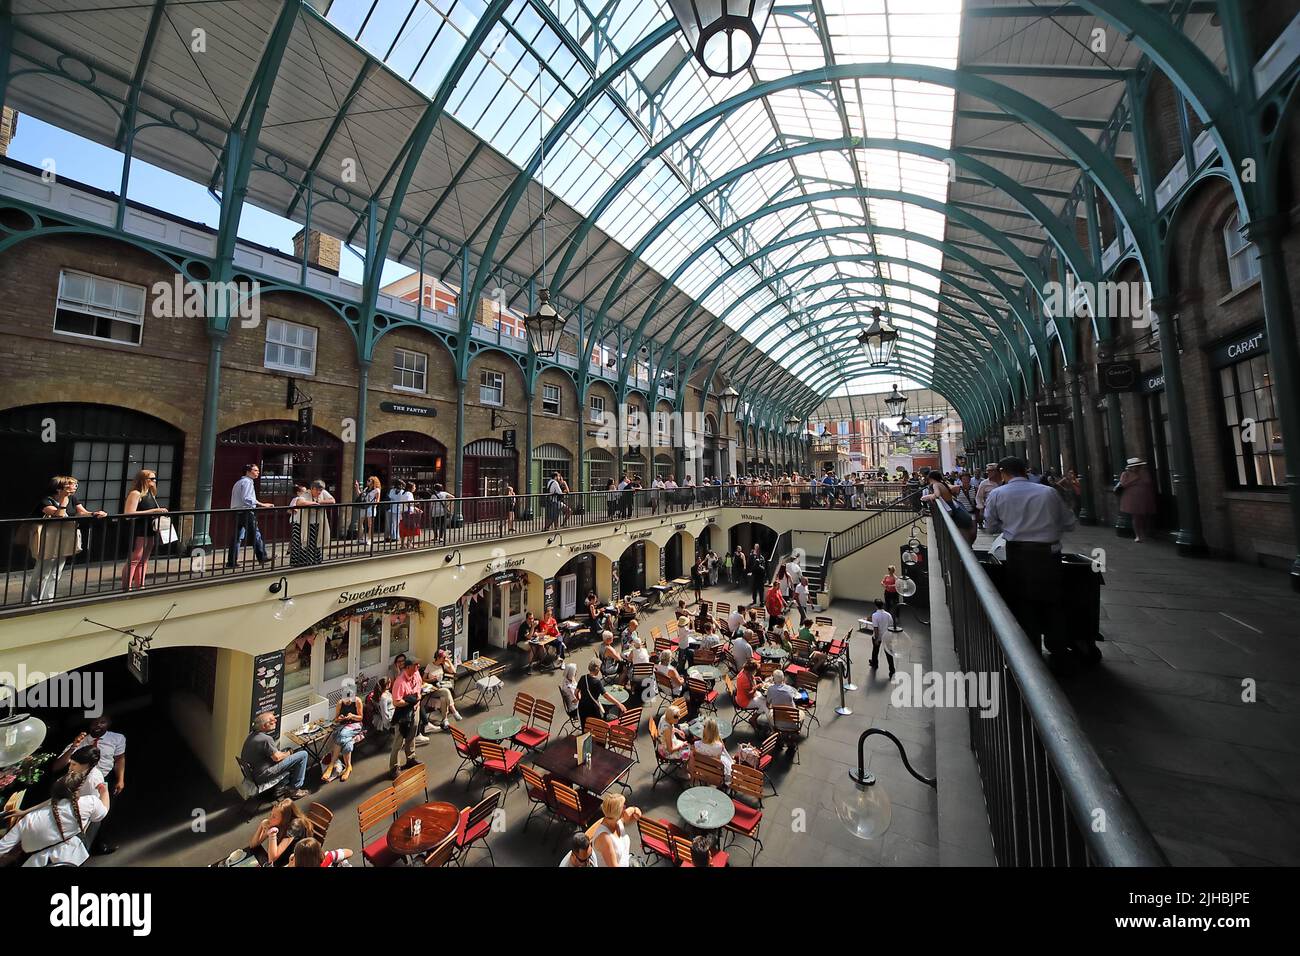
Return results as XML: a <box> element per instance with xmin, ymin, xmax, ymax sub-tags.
<box><xmin>474</xmin><ymin>664</ymin><xmax>506</xmax><ymax>709</ymax></box>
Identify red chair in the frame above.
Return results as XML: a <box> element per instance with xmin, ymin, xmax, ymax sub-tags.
<box><xmin>453</xmin><ymin>789</ymin><xmax>502</xmax><ymax>867</ymax></box>
<box><xmin>518</xmin><ymin>765</ymin><xmax>555</xmax><ymax>834</ymax></box>
<box><xmin>477</xmin><ymin>739</ymin><xmax>524</xmax><ymax>795</ymax></box>
<box><xmin>514</xmin><ymin>698</ymin><xmax>554</xmax><ymax>752</ymax></box>
<box><xmin>635</xmin><ymin>816</ymin><xmax>678</xmax><ymax>867</ymax></box>
<box><xmin>547</xmin><ymin>778</ymin><xmax>601</xmax><ymax>832</ymax></box>
<box><xmin>687</xmin><ymin>676</ymin><xmax>719</xmax><ymax>715</ymax></box>
<box><xmin>449</xmin><ymin>725</ymin><xmax>483</xmax><ymax>785</ymax></box>
<box><xmin>672</xmin><ymin>833</ymin><xmax>729</xmax><ymax>867</ymax></box>
<box><xmin>356</xmin><ymin>788</ymin><xmax>399</xmax><ymax>868</ymax></box>
<box><xmin>724</xmin><ymin>764</ymin><xmax>765</xmax><ymax>865</ymax></box>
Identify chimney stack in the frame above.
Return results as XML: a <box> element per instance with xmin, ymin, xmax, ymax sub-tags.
<box><xmin>292</xmin><ymin>228</ymin><xmax>341</xmax><ymax>276</ymax></box>
<box><xmin>0</xmin><ymin>108</ymin><xmax>17</xmax><ymax>157</ymax></box>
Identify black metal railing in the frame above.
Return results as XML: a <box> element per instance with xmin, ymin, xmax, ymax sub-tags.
<box><xmin>827</xmin><ymin>490</ymin><xmax>923</xmax><ymax>563</ymax></box>
<box><xmin>0</xmin><ymin>488</ymin><xmax>715</xmax><ymax>613</ymax></box>
<box><xmin>717</xmin><ymin>480</ymin><xmax>912</xmax><ymax>510</ymax></box>
<box><xmin>930</xmin><ymin>502</ymin><xmax>1166</xmax><ymax>866</ymax></box>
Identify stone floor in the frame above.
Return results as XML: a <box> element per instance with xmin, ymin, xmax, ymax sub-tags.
<box><xmin>93</xmin><ymin>579</ymin><xmax>940</xmax><ymax>867</ymax></box>
<box><xmin>1051</xmin><ymin>525</ymin><xmax>1300</xmax><ymax>866</ymax></box>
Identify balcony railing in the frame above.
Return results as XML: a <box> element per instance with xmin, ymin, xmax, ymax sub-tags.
<box><xmin>1</xmin><ymin>488</ymin><xmax>718</xmax><ymax>613</ymax></box>
<box><xmin>930</xmin><ymin>501</ymin><xmax>1166</xmax><ymax>866</ymax></box>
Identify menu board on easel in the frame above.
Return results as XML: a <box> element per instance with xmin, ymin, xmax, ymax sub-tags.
<box><xmin>610</xmin><ymin>561</ymin><xmax>620</xmax><ymax>601</ymax></box>
<box><xmin>658</xmin><ymin>544</ymin><xmax>666</xmax><ymax>583</ymax></box>
<box><xmin>438</xmin><ymin>604</ymin><xmax>456</xmax><ymax>655</ymax></box>
<box><xmin>543</xmin><ymin>577</ymin><xmax>556</xmax><ymax>617</ymax></box>
<box><xmin>250</xmin><ymin>650</ymin><xmax>285</xmax><ymax>731</ymax></box>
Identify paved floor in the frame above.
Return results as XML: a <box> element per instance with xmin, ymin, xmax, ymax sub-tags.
<box><xmin>94</xmin><ymin>579</ymin><xmax>940</xmax><ymax>867</ymax></box>
<box><xmin>1053</xmin><ymin>525</ymin><xmax>1300</xmax><ymax>866</ymax></box>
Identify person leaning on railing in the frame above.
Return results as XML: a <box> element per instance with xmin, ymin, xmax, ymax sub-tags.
<box><xmin>981</xmin><ymin>456</ymin><xmax>1079</xmax><ymax>672</ymax></box>
<box><xmin>24</xmin><ymin>475</ymin><xmax>106</xmax><ymax>605</ymax></box>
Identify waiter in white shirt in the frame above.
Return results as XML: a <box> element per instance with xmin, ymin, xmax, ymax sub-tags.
<box><xmin>867</xmin><ymin>599</ymin><xmax>897</xmax><ymax>678</ymax></box>
<box><xmin>982</xmin><ymin>457</ymin><xmax>1077</xmax><ymax>666</ymax></box>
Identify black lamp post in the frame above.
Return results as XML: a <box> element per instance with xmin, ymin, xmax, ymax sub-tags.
<box><xmin>524</xmin><ymin>288</ymin><xmax>564</xmax><ymax>357</ymax></box>
<box><xmin>857</xmin><ymin>307</ymin><xmax>898</xmax><ymax>367</ymax></box>
<box><xmin>834</xmin><ymin>728</ymin><xmax>936</xmax><ymax>840</ymax></box>
<box><xmin>667</xmin><ymin>0</ymin><xmax>775</xmax><ymax>78</ymax></box>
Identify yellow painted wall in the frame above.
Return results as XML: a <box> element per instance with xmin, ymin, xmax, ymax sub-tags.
<box><xmin>827</xmin><ymin>523</ymin><xmax>922</xmax><ymax>603</ymax></box>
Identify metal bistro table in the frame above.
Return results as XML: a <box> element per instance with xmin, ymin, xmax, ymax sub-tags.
<box><xmin>387</xmin><ymin>801</ymin><xmax>460</xmax><ymax>863</ymax></box>
<box><xmin>455</xmin><ymin>655</ymin><xmax>499</xmax><ymax>701</ymax></box>
<box><xmin>478</xmin><ymin>714</ymin><xmax>524</xmax><ymax>743</ymax></box>
<box><xmin>686</xmin><ymin>716</ymin><xmax>733</xmax><ymax>740</ymax></box>
<box><xmin>687</xmin><ymin>665</ymin><xmax>723</xmax><ymax>682</ymax></box>
<box><xmin>286</xmin><ymin>721</ymin><xmax>334</xmax><ymax>766</ymax></box>
<box><xmin>533</xmin><ymin>736</ymin><xmax>635</xmax><ymax>796</ymax></box>
<box><xmin>677</xmin><ymin>786</ymin><xmax>734</xmax><ymax>847</ymax></box>
<box><xmin>757</xmin><ymin>646</ymin><xmax>789</xmax><ymax>663</ymax></box>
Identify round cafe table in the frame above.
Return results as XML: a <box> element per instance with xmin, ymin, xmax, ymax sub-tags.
<box><xmin>602</xmin><ymin>685</ymin><xmax>630</xmax><ymax>705</ymax></box>
<box><xmin>478</xmin><ymin>715</ymin><xmax>524</xmax><ymax>742</ymax></box>
<box><xmin>677</xmin><ymin>786</ymin><xmax>734</xmax><ymax>834</ymax></box>
<box><xmin>686</xmin><ymin>716</ymin><xmax>733</xmax><ymax>740</ymax></box>
<box><xmin>687</xmin><ymin>665</ymin><xmax>722</xmax><ymax>682</ymax></box>
<box><xmin>758</xmin><ymin>646</ymin><xmax>789</xmax><ymax>662</ymax></box>
<box><xmin>387</xmin><ymin>801</ymin><xmax>459</xmax><ymax>860</ymax></box>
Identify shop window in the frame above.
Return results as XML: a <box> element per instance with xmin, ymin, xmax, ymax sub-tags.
<box><xmin>359</xmin><ymin>611</ymin><xmax>384</xmax><ymax>668</ymax></box>
<box><xmin>542</xmin><ymin>383</ymin><xmax>561</xmax><ymax>416</ymax></box>
<box><xmin>1223</xmin><ymin>212</ymin><xmax>1261</xmax><ymax>290</ymax></box>
<box><xmin>70</xmin><ymin>441</ymin><xmax>175</xmax><ymax>513</ymax></box>
<box><xmin>393</xmin><ymin>348</ymin><xmax>427</xmax><ymax>393</ymax></box>
<box><xmin>479</xmin><ymin>368</ymin><xmax>504</xmax><ymax>406</ymax></box>
<box><xmin>389</xmin><ymin>611</ymin><xmax>412</xmax><ymax>659</ymax></box>
<box><xmin>1220</xmin><ymin>354</ymin><xmax>1283</xmax><ymax>488</ymax></box>
<box><xmin>54</xmin><ymin>270</ymin><xmax>145</xmax><ymax>345</ymax></box>
<box><xmin>264</xmin><ymin>318</ymin><xmax>317</xmax><ymax>374</ymax></box>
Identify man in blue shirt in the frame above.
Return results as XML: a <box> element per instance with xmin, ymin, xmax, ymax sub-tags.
<box><xmin>984</xmin><ymin>457</ymin><xmax>1078</xmax><ymax>668</ymax></box>
<box><xmin>226</xmin><ymin>464</ymin><xmax>272</xmax><ymax>568</ymax></box>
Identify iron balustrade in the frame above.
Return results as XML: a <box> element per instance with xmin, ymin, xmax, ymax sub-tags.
<box><xmin>716</xmin><ymin>480</ymin><xmax>916</xmax><ymax>509</ymax></box>
<box><xmin>930</xmin><ymin>501</ymin><xmax>1166</xmax><ymax>866</ymax></box>
<box><xmin>827</xmin><ymin>490</ymin><xmax>923</xmax><ymax>565</ymax></box>
<box><xmin>0</xmin><ymin>488</ymin><xmax>715</xmax><ymax>613</ymax></box>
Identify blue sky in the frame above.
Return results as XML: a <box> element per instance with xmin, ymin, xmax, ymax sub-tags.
<box><xmin>8</xmin><ymin>114</ymin><xmax>413</xmax><ymax>287</ymax></box>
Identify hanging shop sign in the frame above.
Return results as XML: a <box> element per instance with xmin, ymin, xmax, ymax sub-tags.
<box><xmin>1003</xmin><ymin>425</ymin><xmax>1028</xmax><ymax>442</ymax></box>
<box><xmin>250</xmin><ymin>650</ymin><xmax>285</xmax><ymax>731</ymax></box>
<box><xmin>126</xmin><ymin>636</ymin><xmax>150</xmax><ymax>686</ymax></box>
<box><xmin>297</xmin><ymin>405</ymin><xmax>313</xmax><ymax>439</ymax></box>
<box><xmin>1209</xmin><ymin>324</ymin><xmax>1268</xmax><ymax>369</ymax></box>
<box><xmin>1097</xmin><ymin>360</ymin><xmax>1140</xmax><ymax>394</ymax></box>
<box><xmin>502</xmin><ymin>429</ymin><xmax>517</xmax><ymax>450</ymax></box>
<box><xmin>1139</xmin><ymin>370</ymin><xmax>1165</xmax><ymax>394</ymax></box>
<box><xmin>379</xmin><ymin>401</ymin><xmax>437</xmax><ymax>418</ymax></box>
<box><xmin>1037</xmin><ymin>404</ymin><xmax>1064</xmax><ymax>425</ymax></box>
<box><xmin>438</xmin><ymin>604</ymin><xmax>456</xmax><ymax>655</ymax></box>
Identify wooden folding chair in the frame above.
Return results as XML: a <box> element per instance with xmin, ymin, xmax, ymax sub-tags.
<box><xmin>449</xmin><ymin>725</ymin><xmax>484</xmax><ymax>785</ymax></box>
<box><xmin>724</xmin><ymin>763</ymin><xmax>765</xmax><ymax>864</ymax></box>
<box><xmin>477</xmin><ymin>739</ymin><xmax>524</xmax><ymax>796</ymax></box>
<box><xmin>648</xmin><ymin>716</ymin><xmax>688</xmax><ymax>790</ymax></box>
<box><xmin>693</xmin><ymin>646</ymin><xmax>718</xmax><ymax>666</ymax></box>
<box><xmin>687</xmin><ymin>676</ymin><xmax>719</xmax><ymax>715</ymax></box>
<box><xmin>687</xmin><ymin>750</ymin><xmax>726</xmax><ymax>788</ymax></box>
<box><xmin>514</xmin><ymin>698</ymin><xmax>554</xmax><ymax>751</ymax></box>
<box><xmin>548</xmin><ymin>778</ymin><xmax>602</xmax><ymax>833</ymax></box>
<box><xmin>452</xmin><ymin>789</ymin><xmax>502</xmax><ymax>867</ymax></box>
<box><xmin>636</xmin><ymin>816</ymin><xmax>678</xmax><ymax>867</ymax></box>
<box><xmin>512</xmin><ymin>691</ymin><xmax>536</xmax><ymax>730</ymax></box>
<box><xmin>814</xmin><ymin>616</ymin><xmax>833</xmax><ymax>628</ymax></box>
<box><xmin>519</xmin><ymin>765</ymin><xmax>556</xmax><ymax>834</ymax></box>
<box><xmin>794</xmin><ymin>669</ymin><xmax>820</xmax><ymax>728</ymax></box>
<box><xmin>393</xmin><ymin>763</ymin><xmax>429</xmax><ymax>809</ymax></box>
<box><xmin>422</xmin><ymin>831</ymin><xmax>457</xmax><ymax>868</ymax></box>
<box><xmin>305</xmin><ymin>802</ymin><xmax>333</xmax><ymax>842</ymax></box>
<box><xmin>357</xmin><ymin>788</ymin><xmax>399</xmax><ymax>867</ymax></box>
<box><xmin>631</xmin><ymin>663</ymin><xmax>655</xmax><ymax>701</ymax></box>
<box><xmin>604</xmin><ymin>724</ymin><xmax>637</xmax><ymax>792</ymax></box>
<box><xmin>583</xmin><ymin>716</ymin><xmax>611</xmax><ymax>746</ymax></box>
<box><xmin>770</xmin><ymin>705</ymin><xmax>803</xmax><ymax>763</ymax></box>
<box><xmin>715</xmin><ymin>602</ymin><xmax>731</xmax><ymax>619</ymax></box>
<box><xmin>616</xmin><ymin>705</ymin><xmax>643</xmax><ymax>742</ymax></box>
<box><xmin>672</xmin><ymin>832</ymin><xmax>729</xmax><ymax>867</ymax></box>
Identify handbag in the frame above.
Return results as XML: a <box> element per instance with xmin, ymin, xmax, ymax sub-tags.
<box><xmin>154</xmin><ymin>514</ymin><xmax>178</xmax><ymax>545</ymax></box>
<box><xmin>949</xmin><ymin>500</ymin><xmax>974</xmax><ymax>530</ymax></box>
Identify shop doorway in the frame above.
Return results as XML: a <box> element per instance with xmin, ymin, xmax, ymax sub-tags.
<box><xmin>463</xmin><ymin>572</ymin><xmax>531</xmax><ymax>653</ymax></box>
<box><xmin>555</xmin><ymin>553</ymin><xmax>595</xmax><ymax>618</ymax></box>
<box><xmin>462</xmin><ymin>438</ymin><xmax>517</xmax><ymax>523</ymax></box>
<box><xmin>618</xmin><ymin>541</ymin><xmax>646</xmax><ymax>596</ymax></box>
<box><xmin>365</xmin><ymin>431</ymin><xmax>446</xmax><ymax>495</ymax></box>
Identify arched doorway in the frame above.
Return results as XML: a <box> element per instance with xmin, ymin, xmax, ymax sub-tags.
<box><xmin>728</xmin><ymin>521</ymin><xmax>777</xmax><ymax>564</ymax></box>
<box><xmin>555</xmin><ymin>552</ymin><xmax>596</xmax><ymax>618</ymax></box>
<box><xmin>585</xmin><ymin>448</ymin><xmax>615</xmax><ymax>492</ymax></box>
<box><xmin>461</xmin><ymin>570</ymin><xmax>536</xmax><ymax>654</ymax></box>
<box><xmin>365</xmin><ymin>430</ymin><xmax>446</xmax><ymax>492</ymax></box>
<box><xmin>0</xmin><ymin>403</ymin><xmax>185</xmax><ymax>567</ymax></box>
<box><xmin>616</xmin><ymin>540</ymin><xmax>647</xmax><ymax>598</ymax></box>
<box><xmin>531</xmin><ymin>442</ymin><xmax>572</xmax><ymax>491</ymax></box>
<box><xmin>653</xmin><ymin>453</ymin><xmax>674</xmax><ymax>482</ymax></box>
<box><xmin>281</xmin><ymin>597</ymin><xmax>419</xmax><ymax>724</ymax></box>
<box><xmin>462</xmin><ymin>437</ymin><xmax>517</xmax><ymax>522</ymax></box>
<box><xmin>664</xmin><ymin>532</ymin><xmax>685</xmax><ymax>580</ymax></box>
<box><xmin>215</xmin><ymin>420</ymin><xmax>343</xmax><ymax>505</ymax></box>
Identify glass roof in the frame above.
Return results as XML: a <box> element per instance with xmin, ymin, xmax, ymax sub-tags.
<box><xmin>324</xmin><ymin>0</ymin><xmax>963</xmax><ymax>396</ymax></box>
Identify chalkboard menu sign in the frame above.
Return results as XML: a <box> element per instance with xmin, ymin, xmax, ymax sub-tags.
<box><xmin>544</xmin><ymin>577</ymin><xmax>556</xmax><ymax>617</ymax></box>
<box><xmin>454</xmin><ymin>599</ymin><xmax>464</xmax><ymax>638</ymax></box>
<box><xmin>250</xmin><ymin>650</ymin><xmax>285</xmax><ymax>731</ymax></box>
<box><xmin>438</xmin><ymin>604</ymin><xmax>456</xmax><ymax>655</ymax></box>
<box><xmin>659</xmin><ymin>544</ymin><xmax>666</xmax><ymax>583</ymax></box>
<box><xmin>611</xmin><ymin>561</ymin><xmax>621</xmax><ymax>601</ymax></box>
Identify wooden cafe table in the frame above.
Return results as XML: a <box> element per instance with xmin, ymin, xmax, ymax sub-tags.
<box><xmin>388</xmin><ymin>801</ymin><xmax>459</xmax><ymax>862</ymax></box>
<box><xmin>532</xmin><ymin>735</ymin><xmax>634</xmax><ymax>797</ymax></box>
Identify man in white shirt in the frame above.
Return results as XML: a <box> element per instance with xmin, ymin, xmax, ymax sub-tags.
<box><xmin>386</xmin><ymin>480</ymin><xmax>404</xmax><ymax>540</ymax></box>
<box><xmin>974</xmin><ymin>463</ymin><xmax>1000</xmax><ymax>527</ymax></box>
<box><xmin>727</xmin><ymin>604</ymin><xmax>746</xmax><ymax>635</ymax></box>
<box><xmin>559</xmin><ymin>831</ymin><xmax>597</xmax><ymax>867</ymax></box>
<box><xmin>226</xmin><ymin>463</ymin><xmax>272</xmax><ymax>567</ymax></box>
<box><xmin>786</xmin><ymin>556</ymin><xmax>803</xmax><ymax>588</ymax></box>
<box><xmin>868</xmin><ymin>599</ymin><xmax>897</xmax><ymax>677</ymax></box>
<box><xmin>429</xmin><ymin>483</ymin><xmax>454</xmax><ymax>543</ymax></box>
<box><xmin>730</xmin><ymin>630</ymin><xmax>754</xmax><ymax>673</ymax></box>
<box><xmin>983</xmin><ymin>457</ymin><xmax>1078</xmax><ymax>666</ymax></box>
<box><xmin>49</xmin><ymin>714</ymin><xmax>126</xmax><ymax>854</ymax></box>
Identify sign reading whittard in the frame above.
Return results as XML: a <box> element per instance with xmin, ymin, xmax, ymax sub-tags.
<box><xmin>740</xmin><ymin>513</ymin><xmax>765</xmax><ymax>522</ymax></box>
<box><xmin>338</xmin><ymin>581</ymin><xmax>407</xmax><ymax>604</ymax></box>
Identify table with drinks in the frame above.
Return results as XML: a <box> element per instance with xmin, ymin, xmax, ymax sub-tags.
<box><xmin>388</xmin><ymin>801</ymin><xmax>460</xmax><ymax>862</ymax></box>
